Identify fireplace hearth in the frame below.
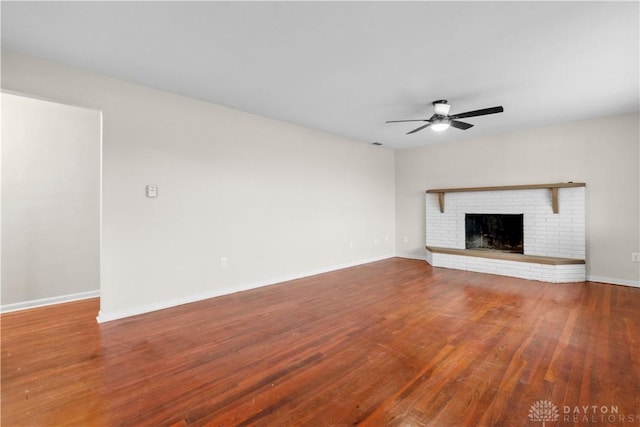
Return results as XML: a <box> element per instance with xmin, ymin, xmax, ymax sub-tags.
<box><xmin>465</xmin><ymin>213</ymin><xmax>523</xmax><ymax>253</ymax></box>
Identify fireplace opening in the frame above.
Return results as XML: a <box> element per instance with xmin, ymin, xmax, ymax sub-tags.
<box><xmin>465</xmin><ymin>214</ymin><xmax>524</xmax><ymax>253</ymax></box>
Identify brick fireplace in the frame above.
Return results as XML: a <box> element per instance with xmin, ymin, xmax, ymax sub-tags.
<box><xmin>425</xmin><ymin>183</ymin><xmax>586</xmax><ymax>283</ymax></box>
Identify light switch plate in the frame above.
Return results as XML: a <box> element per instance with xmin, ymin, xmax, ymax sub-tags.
<box><xmin>146</xmin><ymin>185</ymin><xmax>158</xmax><ymax>198</ymax></box>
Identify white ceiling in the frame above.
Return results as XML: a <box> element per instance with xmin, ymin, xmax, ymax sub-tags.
<box><xmin>2</xmin><ymin>1</ymin><xmax>638</xmax><ymax>149</ymax></box>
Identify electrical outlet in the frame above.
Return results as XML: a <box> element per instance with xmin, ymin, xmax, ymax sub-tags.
<box><xmin>403</xmin><ymin>236</ymin><xmax>408</xmax><ymax>244</ymax></box>
<box><xmin>632</xmin><ymin>253</ymin><xmax>640</xmax><ymax>263</ymax></box>
<box><xmin>349</xmin><ymin>241</ymin><xmax>354</xmax><ymax>249</ymax></box>
<box><xmin>374</xmin><ymin>237</ymin><xmax>378</xmax><ymax>246</ymax></box>
<box><xmin>221</xmin><ymin>257</ymin><xmax>228</xmax><ymax>268</ymax></box>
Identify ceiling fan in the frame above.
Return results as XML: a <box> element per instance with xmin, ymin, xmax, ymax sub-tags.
<box><xmin>386</xmin><ymin>100</ymin><xmax>504</xmax><ymax>134</ymax></box>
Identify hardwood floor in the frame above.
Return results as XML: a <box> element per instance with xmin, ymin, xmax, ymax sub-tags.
<box><xmin>2</xmin><ymin>258</ymin><xmax>639</xmax><ymax>426</ymax></box>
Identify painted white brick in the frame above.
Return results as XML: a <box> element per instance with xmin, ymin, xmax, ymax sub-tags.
<box><xmin>425</xmin><ymin>186</ymin><xmax>586</xmax><ymax>283</ymax></box>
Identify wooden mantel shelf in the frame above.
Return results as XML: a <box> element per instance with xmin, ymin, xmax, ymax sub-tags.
<box><xmin>426</xmin><ymin>182</ymin><xmax>585</xmax><ymax>214</ymax></box>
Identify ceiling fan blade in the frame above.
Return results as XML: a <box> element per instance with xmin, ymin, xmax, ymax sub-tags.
<box><xmin>406</xmin><ymin>123</ymin><xmax>431</xmax><ymax>134</ymax></box>
<box><xmin>449</xmin><ymin>120</ymin><xmax>474</xmax><ymax>130</ymax></box>
<box><xmin>450</xmin><ymin>106</ymin><xmax>504</xmax><ymax>119</ymax></box>
<box><xmin>385</xmin><ymin>119</ymin><xmax>428</xmax><ymax>123</ymax></box>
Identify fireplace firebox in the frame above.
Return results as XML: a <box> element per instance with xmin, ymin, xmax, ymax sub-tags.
<box><xmin>465</xmin><ymin>213</ymin><xmax>524</xmax><ymax>253</ymax></box>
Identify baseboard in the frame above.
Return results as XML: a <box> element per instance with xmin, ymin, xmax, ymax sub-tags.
<box><xmin>587</xmin><ymin>275</ymin><xmax>640</xmax><ymax>288</ymax></box>
<box><xmin>395</xmin><ymin>252</ymin><xmax>427</xmax><ymax>261</ymax></box>
<box><xmin>96</xmin><ymin>255</ymin><xmax>394</xmax><ymax>323</ymax></box>
<box><xmin>1</xmin><ymin>290</ymin><xmax>100</xmax><ymax>314</ymax></box>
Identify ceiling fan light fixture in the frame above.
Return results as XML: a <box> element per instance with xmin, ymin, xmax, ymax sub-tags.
<box><xmin>431</xmin><ymin>119</ymin><xmax>450</xmax><ymax>132</ymax></box>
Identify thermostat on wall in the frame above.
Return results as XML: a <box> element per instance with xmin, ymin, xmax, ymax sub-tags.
<box><xmin>146</xmin><ymin>185</ymin><xmax>158</xmax><ymax>198</ymax></box>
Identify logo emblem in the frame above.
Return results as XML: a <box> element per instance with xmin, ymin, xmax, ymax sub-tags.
<box><xmin>529</xmin><ymin>400</ymin><xmax>559</xmax><ymax>426</ymax></box>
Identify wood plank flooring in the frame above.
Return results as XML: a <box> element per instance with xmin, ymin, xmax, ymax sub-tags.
<box><xmin>2</xmin><ymin>258</ymin><xmax>639</xmax><ymax>426</ymax></box>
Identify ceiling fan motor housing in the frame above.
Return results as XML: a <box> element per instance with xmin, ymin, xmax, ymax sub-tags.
<box><xmin>433</xmin><ymin>100</ymin><xmax>451</xmax><ymax>116</ymax></box>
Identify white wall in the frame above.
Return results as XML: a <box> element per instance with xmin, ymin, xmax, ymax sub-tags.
<box><xmin>1</xmin><ymin>93</ymin><xmax>101</xmax><ymax>306</ymax></box>
<box><xmin>1</xmin><ymin>52</ymin><xmax>395</xmax><ymax>321</ymax></box>
<box><xmin>396</xmin><ymin>113</ymin><xmax>640</xmax><ymax>286</ymax></box>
